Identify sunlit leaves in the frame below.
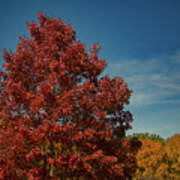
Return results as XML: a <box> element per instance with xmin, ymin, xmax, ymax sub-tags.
<box><xmin>0</xmin><ymin>12</ymin><xmax>139</xmax><ymax>179</ymax></box>
<box><xmin>133</xmin><ymin>133</ymin><xmax>180</xmax><ymax>180</ymax></box>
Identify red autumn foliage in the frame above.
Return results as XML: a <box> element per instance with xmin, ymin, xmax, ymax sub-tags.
<box><xmin>0</xmin><ymin>13</ymin><xmax>141</xmax><ymax>179</ymax></box>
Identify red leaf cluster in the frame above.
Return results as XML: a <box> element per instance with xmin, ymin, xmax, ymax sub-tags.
<box><xmin>0</xmin><ymin>13</ymin><xmax>140</xmax><ymax>179</ymax></box>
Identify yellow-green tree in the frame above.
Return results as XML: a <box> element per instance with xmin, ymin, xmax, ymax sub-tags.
<box><xmin>133</xmin><ymin>139</ymin><xmax>168</xmax><ymax>180</ymax></box>
<box><xmin>165</xmin><ymin>134</ymin><xmax>180</xmax><ymax>179</ymax></box>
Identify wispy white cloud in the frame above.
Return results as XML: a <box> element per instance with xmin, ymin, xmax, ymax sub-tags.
<box><xmin>105</xmin><ymin>52</ymin><xmax>180</xmax><ymax>106</ymax></box>
<box><xmin>170</xmin><ymin>50</ymin><xmax>180</xmax><ymax>64</ymax></box>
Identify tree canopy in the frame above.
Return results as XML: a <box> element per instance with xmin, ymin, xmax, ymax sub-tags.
<box><xmin>132</xmin><ymin>133</ymin><xmax>180</xmax><ymax>180</ymax></box>
<box><xmin>0</xmin><ymin>13</ymin><xmax>141</xmax><ymax>180</ymax></box>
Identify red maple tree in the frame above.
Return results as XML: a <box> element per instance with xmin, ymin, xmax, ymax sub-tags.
<box><xmin>0</xmin><ymin>13</ymin><xmax>141</xmax><ymax>180</ymax></box>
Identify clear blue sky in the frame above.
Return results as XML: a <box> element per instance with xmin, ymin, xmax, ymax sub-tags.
<box><xmin>0</xmin><ymin>0</ymin><xmax>180</xmax><ymax>138</ymax></box>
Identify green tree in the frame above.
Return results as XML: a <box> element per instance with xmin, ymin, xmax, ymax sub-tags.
<box><xmin>128</xmin><ymin>132</ymin><xmax>165</xmax><ymax>144</ymax></box>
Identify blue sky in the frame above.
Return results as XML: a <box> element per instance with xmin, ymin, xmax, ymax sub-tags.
<box><xmin>0</xmin><ymin>0</ymin><xmax>180</xmax><ymax>138</ymax></box>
